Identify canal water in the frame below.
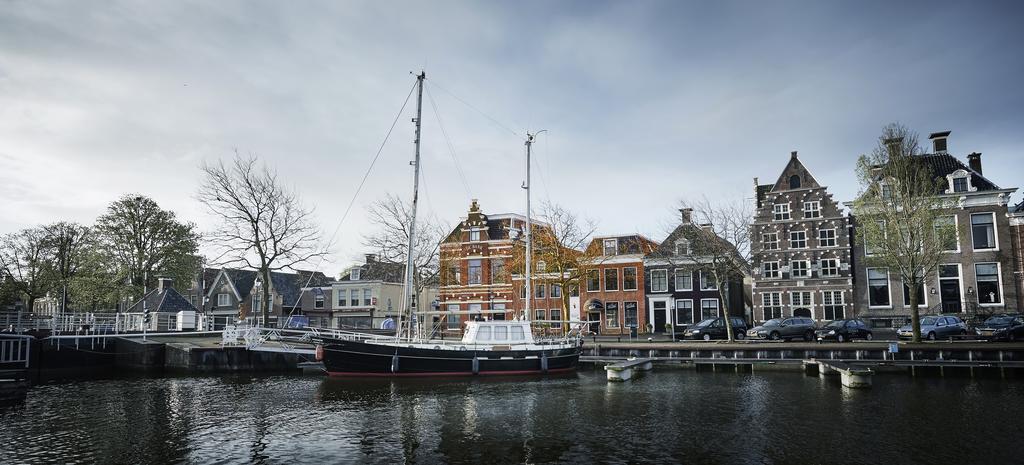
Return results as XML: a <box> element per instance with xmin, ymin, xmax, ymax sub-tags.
<box><xmin>1</xmin><ymin>368</ymin><xmax>1022</xmax><ymax>464</ymax></box>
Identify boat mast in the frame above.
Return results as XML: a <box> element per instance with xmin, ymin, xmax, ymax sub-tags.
<box><xmin>523</xmin><ymin>131</ymin><xmax>544</xmax><ymax>320</ymax></box>
<box><xmin>399</xmin><ymin>71</ymin><xmax>425</xmax><ymax>339</ymax></box>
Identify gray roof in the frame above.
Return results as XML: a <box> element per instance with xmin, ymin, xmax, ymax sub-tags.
<box><xmin>920</xmin><ymin>153</ymin><xmax>1000</xmax><ymax>192</ymax></box>
<box><xmin>127</xmin><ymin>287</ymin><xmax>199</xmax><ymax>313</ymax></box>
<box><xmin>339</xmin><ymin>259</ymin><xmax>405</xmax><ymax>284</ymax></box>
<box><xmin>270</xmin><ymin>270</ymin><xmax>329</xmax><ymax>308</ymax></box>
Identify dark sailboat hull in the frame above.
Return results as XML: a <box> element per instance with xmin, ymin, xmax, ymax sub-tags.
<box><xmin>320</xmin><ymin>339</ymin><xmax>580</xmax><ymax>377</ymax></box>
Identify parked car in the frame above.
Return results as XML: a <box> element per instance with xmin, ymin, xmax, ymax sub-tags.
<box><xmin>680</xmin><ymin>317</ymin><xmax>749</xmax><ymax>341</ymax></box>
<box><xmin>974</xmin><ymin>315</ymin><xmax>1024</xmax><ymax>342</ymax></box>
<box><xmin>897</xmin><ymin>315</ymin><xmax>968</xmax><ymax>340</ymax></box>
<box><xmin>747</xmin><ymin>317</ymin><xmax>817</xmax><ymax>341</ymax></box>
<box><xmin>815</xmin><ymin>319</ymin><xmax>873</xmax><ymax>342</ymax></box>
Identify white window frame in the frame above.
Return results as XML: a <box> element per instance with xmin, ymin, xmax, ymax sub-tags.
<box><xmin>586</xmin><ymin>269</ymin><xmax>601</xmax><ymax>293</ymax></box>
<box><xmin>469</xmin><ymin>229</ymin><xmax>481</xmax><ymax>241</ymax></box>
<box><xmin>773</xmin><ymin>203</ymin><xmax>791</xmax><ymax>221</ymax></box>
<box><xmin>790</xmin><ymin>291</ymin><xmax>813</xmax><ymax>309</ymax></box>
<box><xmin>350</xmin><ymin>268</ymin><xmax>360</xmax><ymax>281</ymax></box>
<box><xmin>650</xmin><ymin>269</ymin><xmax>668</xmax><ymax>293</ymax></box>
<box><xmin>970</xmin><ymin>212</ymin><xmax>999</xmax><ymax>252</ymax></box>
<box><xmin>790</xmin><ymin>230</ymin><xmax>807</xmax><ymax>249</ymax></box>
<box><xmin>790</xmin><ymin>260</ymin><xmax>810</xmax><ymax>278</ymax></box>
<box><xmin>818</xmin><ymin>229</ymin><xmax>837</xmax><ymax>247</ymax></box>
<box><xmin>901</xmin><ymin>275</ymin><xmax>928</xmax><ymax>308</ymax></box>
<box><xmin>674</xmin><ymin>299</ymin><xmax>693</xmax><ymax>326</ymax></box>
<box><xmin>803</xmin><ymin>201</ymin><xmax>821</xmax><ymax>219</ymax></box>
<box><xmin>623</xmin><ymin>267</ymin><xmax>638</xmax><ymax>291</ymax></box>
<box><xmin>762</xmin><ymin>261</ymin><xmax>780</xmax><ymax>279</ymax></box>
<box><xmin>936</xmin><ymin>215</ymin><xmax>960</xmax><ymax>253</ymax></box>
<box><xmin>761</xmin><ymin>292</ymin><xmax>783</xmax><ymax>320</ymax></box>
<box><xmin>866</xmin><ymin>267</ymin><xmax>892</xmax><ymax>309</ymax></box>
<box><xmin>314</xmin><ymin>293</ymin><xmax>325</xmax><ymax>309</ymax></box>
<box><xmin>673</xmin><ymin>268</ymin><xmax>693</xmax><ymax>291</ymax></box>
<box><xmin>700</xmin><ymin>271</ymin><xmax>717</xmax><ymax>290</ymax></box>
<box><xmin>819</xmin><ymin>258</ymin><xmax>839</xmax><ymax>277</ymax></box>
<box><xmin>762</xmin><ymin>232</ymin><xmax>779</xmax><ymax>250</ymax></box>
<box><xmin>974</xmin><ymin>262</ymin><xmax>1004</xmax><ymax>307</ymax></box>
<box><xmin>945</xmin><ymin>169</ymin><xmax>976</xmax><ymax>194</ymax></box>
<box><xmin>603</xmin><ymin>238</ymin><xmax>618</xmax><ymax>256</ymax></box>
<box><xmin>700</xmin><ymin>298</ymin><xmax>720</xmax><ymax>319</ymax></box>
<box><xmin>675</xmin><ymin>239</ymin><xmax>690</xmax><ymax>256</ymax></box>
<box><xmin>217</xmin><ymin>293</ymin><xmax>230</xmax><ymax>307</ymax></box>
<box><xmin>821</xmin><ymin>290</ymin><xmax>845</xmax><ymax>320</ymax></box>
<box><xmin>604</xmin><ymin>268</ymin><xmax>619</xmax><ymax>291</ymax></box>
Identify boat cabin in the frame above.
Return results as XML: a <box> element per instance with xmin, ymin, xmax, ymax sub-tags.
<box><xmin>461</xmin><ymin>320</ymin><xmax>536</xmax><ymax>346</ymax></box>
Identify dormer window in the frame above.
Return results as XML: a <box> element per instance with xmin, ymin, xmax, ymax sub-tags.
<box><xmin>350</xmin><ymin>268</ymin><xmax>361</xmax><ymax>281</ymax></box>
<box><xmin>946</xmin><ymin>170</ymin><xmax>975</xmax><ymax>194</ymax></box>
<box><xmin>603</xmin><ymin>239</ymin><xmax>618</xmax><ymax>256</ymax></box>
<box><xmin>675</xmin><ymin>239</ymin><xmax>690</xmax><ymax>255</ymax></box>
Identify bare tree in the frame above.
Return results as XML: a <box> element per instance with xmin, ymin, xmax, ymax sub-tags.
<box><xmin>0</xmin><ymin>227</ymin><xmax>52</xmax><ymax>312</ymax></box>
<box><xmin>198</xmin><ymin>153</ymin><xmax>328</xmax><ymax>325</ymax></box>
<box><xmin>362</xmin><ymin>193</ymin><xmax>444</xmax><ymax>311</ymax></box>
<box><xmin>852</xmin><ymin>123</ymin><xmax>956</xmax><ymax>342</ymax></box>
<box><xmin>670</xmin><ymin>196</ymin><xmax>753</xmax><ymax>341</ymax></box>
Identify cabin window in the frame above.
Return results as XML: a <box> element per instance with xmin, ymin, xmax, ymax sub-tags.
<box><xmin>494</xmin><ymin>326</ymin><xmax>508</xmax><ymax>341</ymax></box>
<box><xmin>789</xmin><ymin>175</ymin><xmax>801</xmax><ymax>189</ymax></box>
<box><xmin>510</xmin><ymin>326</ymin><xmax>525</xmax><ymax>341</ymax></box>
<box><xmin>477</xmin><ymin>326</ymin><xmax>492</xmax><ymax>341</ymax></box>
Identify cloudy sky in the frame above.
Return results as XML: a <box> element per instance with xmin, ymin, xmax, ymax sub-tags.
<box><xmin>2</xmin><ymin>0</ymin><xmax>1022</xmax><ymax>276</ymax></box>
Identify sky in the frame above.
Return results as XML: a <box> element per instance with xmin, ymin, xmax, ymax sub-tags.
<box><xmin>2</xmin><ymin>0</ymin><xmax>1023</xmax><ymax>277</ymax></box>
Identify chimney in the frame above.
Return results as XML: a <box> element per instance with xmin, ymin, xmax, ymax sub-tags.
<box><xmin>791</xmin><ymin>150</ymin><xmax>798</xmax><ymax>159</ymax></box>
<box><xmin>158</xmin><ymin>277</ymin><xmax>173</xmax><ymax>293</ymax></box>
<box><xmin>967</xmin><ymin>152</ymin><xmax>982</xmax><ymax>174</ymax></box>
<box><xmin>680</xmin><ymin>208</ymin><xmax>693</xmax><ymax>224</ymax></box>
<box><xmin>365</xmin><ymin>253</ymin><xmax>377</xmax><ymax>263</ymax></box>
<box><xmin>928</xmin><ymin>131</ymin><xmax>951</xmax><ymax>153</ymax></box>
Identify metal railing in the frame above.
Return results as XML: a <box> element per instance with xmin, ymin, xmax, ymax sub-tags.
<box><xmin>0</xmin><ymin>335</ymin><xmax>32</xmax><ymax>368</ymax></box>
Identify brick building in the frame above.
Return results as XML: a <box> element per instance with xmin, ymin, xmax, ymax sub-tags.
<box><xmin>577</xmin><ymin>234</ymin><xmax>658</xmax><ymax>335</ymax></box>
<box><xmin>751</xmin><ymin>152</ymin><xmax>854</xmax><ymax>323</ymax></box>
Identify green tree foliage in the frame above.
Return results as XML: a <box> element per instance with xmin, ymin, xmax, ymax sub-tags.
<box><xmin>852</xmin><ymin>123</ymin><xmax>957</xmax><ymax>342</ymax></box>
<box><xmin>0</xmin><ymin>227</ymin><xmax>53</xmax><ymax>311</ymax></box>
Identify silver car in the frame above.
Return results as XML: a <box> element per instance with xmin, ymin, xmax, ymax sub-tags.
<box><xmin>897</xmin><ymin>315</ymin><xmax>968</xmax><ymax>340</ymax></box>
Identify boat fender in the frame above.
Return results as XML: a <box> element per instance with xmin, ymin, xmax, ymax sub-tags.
<box><xmin>472</xmin><ymin>355</ymin><xmax>480</xmax><ymax>375</ymax></box>
<box><xmin>391</xmin><ymin>352</ymin><xmax>400</xmax><ymax>373</ymax></box>
<box><xmin>315</xmin><ymin>344</ymin><xmax>324</xmax><ymax>362</ymax></box>
<box><xmin>541</xmin><ymin>351</ymin><xmax>549</xmax><ymax>373</ymax></box>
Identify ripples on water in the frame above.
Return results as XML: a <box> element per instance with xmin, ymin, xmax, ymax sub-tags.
<box><xmin>1</xmin><ymin>368</ymin><xmax>1022</xmax><ymax>464</ymax></box>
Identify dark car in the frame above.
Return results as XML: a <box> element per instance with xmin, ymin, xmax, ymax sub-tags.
<box><xmin>897</xmin><ymin>315</ymin><xmax>968</xmax><ymax>340</ymax></box>
<box><xmin>680</xmin><ymin>317</ymin><xmax>749</xmax><ymax>341</ymax></box>
<box><xmin>747</xmin><ymin>317</ymin><xmax>817</xmax><ymax>341</ymax></box>
<box><xmin>974</xmin><ymin>315</ymin><xmax>1024</xmax><ymax>342</ymax></box>
<box><xmin>815</xmin><ymin>319</ymin><xmax>873</xmax><ymax>342</ymax></box>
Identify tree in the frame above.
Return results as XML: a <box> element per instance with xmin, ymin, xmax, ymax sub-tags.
<box><xmin>94</xmin><ymin>195</ymin><xmax>201</xmax><ymax>306</ymax></box>
<box><xmin>0</xmin><ymin>227</ymin><xmax>53</xmax><ymax>312</ymax></box>
<box><xmin>198</xmin><ymin>153</ymin><xmax>328</xmax><ymax>326</ymax></box>
<box><xmin>852</xmin><ymin>123</ymin><xmax>956</xmax><ymax>343</ymax></box>
<box><xmin>508</xmin><ymin>201</ymin><xmax>600</xmax><ymax>334</ymax></box>
<box><xmin>40</xmin><ymin>222</ymin><xmax>90</xmax><ymax>312</ymax></box>
<box><xmin>362</xmin><ymin>193</ymin><xmax>444</xmax><ymax>315</ymax></box>
<box><xmin>672</xmin><ymin>197</ymin><xmax>753</xmax><ymax>342</ymax></box>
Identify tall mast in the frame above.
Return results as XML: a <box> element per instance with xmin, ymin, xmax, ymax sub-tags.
<box><xmin>399</xmin><ymin>71</ymin><xmax>425</xmax><ymax>339</ymax></box>
<box><xmin>523</xmin><ymin>131</ymin><xmax>544</xmax><ymax>320</ymax></box>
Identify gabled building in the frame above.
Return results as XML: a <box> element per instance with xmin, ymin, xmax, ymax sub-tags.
<box><xmin>752</xmin><ymin>151</ymin><xmax>854</xmax><ymax>323</ymax></box>
<box><xmin>184</xmin><ymin>267</ymin><xmax>329</xmax><ymax>327</ymax></box>
<box><xmin>578</xmin><ymin>234</ymin><xmax>658</xmax><ymax>335</ymax></box>
<box><xmin>848</xmin><ymin>132</ymin><xmax>1019</xmax><ymax>325</ymax></box>
<box><xmin>645</xmin><ymin>209</ymin><xmax>746</xmax><ymax>333</ymax></box>
<box><xmin>1011</xmin><ymin>200</ymin><xmax>1024</xmax><ymax>309</ymax></box>
<box><xmin>125</xmin><ymin>277</ymin><xmax>199</xmax><ymax>330</ymax></box>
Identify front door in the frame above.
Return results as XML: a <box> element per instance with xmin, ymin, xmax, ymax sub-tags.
<box><xmin>653</xmin><ymin>301</ymin><xmax>667</xmax><ymax>332</ymax></box>
<box><xmin>939</xmin><ymin>265</ymin><xmax>962</xmax><ymax>313</ymax></box>
<box><xmin>588</xmin><ymin>311</ymin><xmax>601</xmax><ymax>334</ymax></box>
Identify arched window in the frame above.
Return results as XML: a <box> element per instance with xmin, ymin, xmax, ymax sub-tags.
<box><xmin>789</xmin><ymin>175</ymin><xmax>801</xmax><ymax>189</ymax></box>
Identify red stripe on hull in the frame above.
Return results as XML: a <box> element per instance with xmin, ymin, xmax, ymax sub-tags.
<box><xmin>327</xmin><ymin>367</ymin><xmax>577</xmax><ymax>378</ymax></box>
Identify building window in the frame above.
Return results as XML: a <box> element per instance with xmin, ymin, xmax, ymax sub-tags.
<box><xmin>520</xmin><ymin>285</ymin><xmax>527</xmax><ymax>299</ymax></box>
<box><xmin>336</xmin><ymin>290</ymin><xmax>347</xmax><ymax>307</ymax></box>
<box><xmin>469</xmin><ymin>229</ymin><xmax>481</xmax><ymax>241</ymax></box>
<box><xmin>934</xmin><ymin>216</ymin><xmax>958</xmax><ymax>251</ymax></box>
<box><xmin>190</xmin><ymin>295</ymin><xmax>197</xmax><ymax>307</ymax></box>
<box><xmin>491</xmin><ymin>259</ymin><xmax>506</xmax><ymax>283</ymax></box>
<box><xmin>791</xmin><ymin>291</ymin><xmax>812</xmax><ymax>308</ymax></box>
<box><xmin>803</xmin><ymin>201</ymin><xmax>820</xmax><ymax>219</ymax></box>
<box><xmin>468</xmin><ymin>259</ymin><xmax>482</xmax><ymax>284</ymax></box>
<box><xmin>587</xmin><ymin>270</ymin><xmax>600</xmax><ymax>292</ymax></box>
<box><xmin>623</xmin><ymin>267</ymin><xmax>637</xmax><ymax>291</ymax></box>
<box><xmin>550</xmin><ymin>309</ymin><xmax>562</xmax><ymax>328</ymax></box>
<box><xmin>603</xmin><ymin>239</ymin><xmax>618</xmax><ymax>256</ymax></box>
<box><xmin>970</xmin><ymin>213</ymin><xmax>996</xmax><ymax>250</ymax></box>
<box><xmin>675</xmin><ymin>299</ymin><xmax>693</xmax><ymax>326</ymax></box>
<box><xmin>774</xmin><ymin>204</ymin><xmax>791</xmax><ymax>221</ymax></box>
<box><xmin>314</xmin><ymin>294</ymin><xmax>324</xmax><ymax>309</ymax></box>
<box><xmin>820</xmin><ymin>259</ymin><xmax>839</xmax><ymax>277</ymax></box>
<box><xmin>604</xmin><ymin>302</ymin><xmax>619</xmax><ymax>328</ymax></box>
<box><xmin>789</xmin><ymin>175</ymin><xmax>801</xmax><ymax>189</ymax></box>
<box><xmin>363</xmin><ymin>289</ymin><xmax>372</xmax><ymax>306</ymax></box>
<box><xmin>351</xmin><ymin>289</ymin><xmax>361</xmax><ymax>307</ymax></box>
<box><xmin>902</xmin><ymin>278</ymin><xmax>925</xmax><ymax>307</ymax></box>
<box><xmin>867</xmin><ymin>268</ymin><xmax>890</xmax><ymax>307</ymax></box>
<box><xmin>762</xmin><ymin>233</ymin><xmax>778</xmax><ymax>250</ymax></box>
<box><xmin>650</xmin><ymin>270</ymin><xmax>668</xmax><ymax>293</ymax></box>
<box><xmin>700</xmin><ymin>299</ymin><xmax>720</xmax><ymax>319</ymax></box>
<box><xmin>952</xmin><ymin>177</ymin><xmax>968</xmax><ymax>193</ymax></box>
<box><xmin>790</xmin><ymin>261</ymin><xmax>809</xmax><ymax>278</ymax></box>
<box><xmin>790</xmin><ymin>231</ymin><xmax>807</xmax><ymax>249</ymax></box>
<box><xmin>493</xmin><ymin>303</ymin><xmax>506</xmax><ymax>317</ymax></box>
<box><xmin>446</xmin><ymin>264</ymin><xmax>461</xmax><ymax>286</ymax></box>
<box><xmin>674</xmin><ymin>269</ymin><xmax>692</xmax><ymax>290</ymax></box>
<box><xmin>605</xmin><ymin>268</ymin><xmax>619</xmax><ymax>291</ymax></box>
<box><xmin>822</xmin><ymin>291</ymin><xmax>844</xmax><ymax>320</ymax></box>
<box><xmin>675</xmin><ymin>240</ymin><xmax>690</xmax><ymax>255</ymax></box>
<box><xmin>350</xmin><ymin>268</ymin><xmax>360</xmax><ymax>281</ymax></box>
<box><xmin>536</xmin><ymin>260</ymin><xmax>546</xmax><ymax>272</ymax></box>
<box><xmin>447</xmin><ymin>304</ymin><xmax>461</xmax><ymax>329</ymax></box>
<box><xmin>881</xmin><ymin>183</ymin><xmax>892</xmax><ymax>200</ymax></box>
<box><xmin>535</xmin><ymin>309</ymin><xmax>545</xmax><ymax>322</ymax></box>
<box><xmin>818</xmin><ymin>229</ymin><xmax>836</xmax><ymax>247</ymax></box>
<box><xmin>551</xmin><ymin>284</ymin><xmax>562</xmax><ymax>298</ymax></box>
<box><xmin>762</xmin><ymin>293</ymin><xmax>782</xmax><ymax>320</ymax></box>
<box><xmin>762</xmin><ymin>262</ymin><xmax>780</xmax><ymax>279</ymax></box>
<box><xmin>975</xmin><ymin>263</ymin><xmax>1002</xmax><ymax>304</ymax></box>
<box><xmin>217</xmin><ymin>293</ymin><xmax>230</xmax><ymax>307</ymax></box>
<box><xmin>536</xmin><ymin>284</ymin><xmax>546</xmax><ymax>299</ymax></box>
<box><xmin>700</xmin><ymin>271</ymin><xmax>717</xmax><ymax>290</ymax></box>
<box><xmin>624</xmin><ymin>302</ymin><xmax>638</xmax><ymax>328</ymax></box>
